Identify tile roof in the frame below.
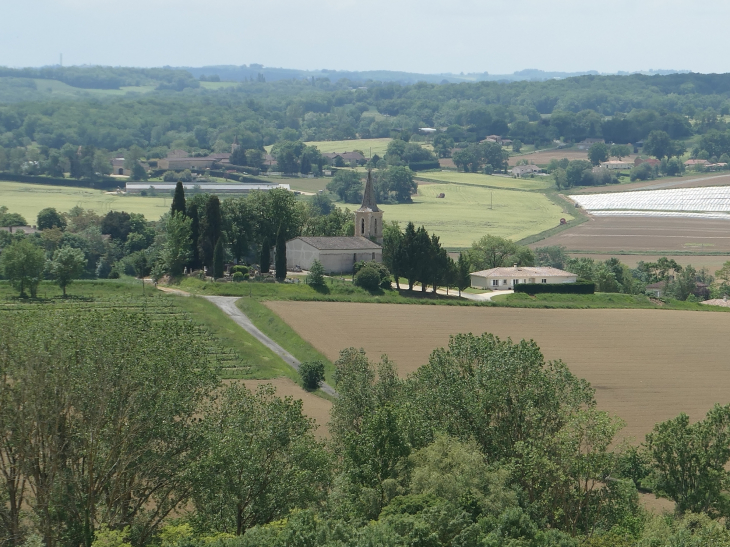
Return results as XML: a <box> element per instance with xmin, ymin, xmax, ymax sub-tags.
<box><xmin>293</xmin><ymin>236</ymin><xmax>381</xmax><ymax>250</ymax></box>
<box><xmin>471</xmin><ymin>266</ymin><xmax>577</xmax><ymax>277</ymax></box>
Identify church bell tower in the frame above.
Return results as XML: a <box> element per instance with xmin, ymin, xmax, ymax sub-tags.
<box><xmin>355</xmin><ymin>170</ymin><xmax>383</xmax><ymax>244</ymax></box>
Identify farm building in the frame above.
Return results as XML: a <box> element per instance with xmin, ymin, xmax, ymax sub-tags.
<box><xmin>511</xmin><ymin>165</ymin><xmax>542</xmax><ymax>177</ymax></box>
<box><xmin>470</xmin><ymin>265</ymin><xmax>577</xmax><ymax>289</ymax></box>
<box><xmin>286</xmin><ymin>171</ymin><xmax>383</xmax><ymax>273</ymax></box>
<box><xmin>286</xmin><ymin>236</ymin><xmax>382</xmax><ymax>273</ymax></box>
<box><xmin>322</xmin><ymin>151</ymin><xmax>367</xmax><ymax>166</ymax></box>
<box><xmin>634</xmin><ymin>157</ymin><xmax>660</xmax><ymax>167</ymax></box>
<box><xmin>600</xmin><ymin>160</ymin><xmax>634</xmax><ymax>170</ymax></box>
<box><xmin>125</xmin><ymin>182</ymin><xmax>290</xmax><ymax>194</ymax></box>
<box><xmin>157</xmin><ymin>150</ymin><xmax>231</xmax><ymax>170</ymax></box>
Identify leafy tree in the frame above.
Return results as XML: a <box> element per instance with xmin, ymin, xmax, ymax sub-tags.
<box><xmin>221</xmin><ymin>197</ymin><xmax>252</xmax><ymax>262</ymax></box>
<box><xmin>171</xmin><ymin>181</ymin><xmax>186</xmax><ymax>217</ymax></box>
<box><xmin>468</xmin><ymin>234</ymin><xmax>521</xmax><ymax>270</ymax></box>
<box><xmin>326</xmin><ymin>170</ymin><xmax>363</xmax><ymax>203</ymax></box>
<box><xmin>630</xmin><ymin>162</ymin><xmax>654</xmax><ymax>181</ymax></box>
<box><xmin>37</xmin><ymin>207</ymin><xmax>66</xmax><ymax>231</ymax></box>
<box><xmin>186</xmin><ymin>201</ymin><xmax>201</xmax><ymax>269</ymax></box>
<box><xmin>212</xmin><ymin>237</ymin><xmax>224</xmax><ymax>279</ymax></box>
<box><xmin>610</xmin><ymin>144</ymin><xmax>632</xmax><ymax>160</ymax></box>
<box><xmin>49</xmin><ymin>245</ymin><xmax>86</xmax><ymax>296</ymax></box>
<box><xmin>644</xmin><ymin>130</ymin><xmax>684</xmax><ymax>159</ymax></box>
<box><xmin>432</xmin><ymin>134</ymin><xmax>454</xmax><ymax>157</ymax></box>
<box><xmin>101</xmin><ymin>211</ymin><xmax>132</xmax><ymax>241</ymax></box>
<box><xmin>647</xmin><ymin>404</ymin><xmax>730</xmax><ymax>517</ymax></box>
<box><xmin>715</xmin><ymin>260</ymin><xmax>730</xmax><ymax>284</ymax></box>
<box><xmin>384</xmin><ymin>165</ymin><xmax>417</xmax><ymax>202</ymax></box>
<box><xmin>566</xmin><ymin>160</ymin><xmax>593</xmax><ymax>187</ymax></box>
<box><xmin>0</xmin><ymin>238</ymin><xmax>46</xmax><ymax>297</ymax></box>
<box><xmin>299</xmin><ymin>360</ymin><xmax>325</xmax><ymax>390</ymax></box>
<box><xmin>354</xmin><ymin>262</ymin><xmax>389</xmax><ymax>291</ymax></box>
<box><xmin>130</xmin><ymin>162</ymin><xmax>148</xmax><ymax>181</ymax></box>
<box><xmin>275</xmin><ymin>230</ymin><xmax>286</xmax><ymax>280</ymax></box>
<box><xmin>535</xmin><ymin>245</ymin><xmax>569</xmax><ymax>269</ymax></box>
<box><xmin>0</xmin><ymin>206</ymin><xmax>26</xmax><ymax>227</ymax></box>
<box><xmin>512</xmin><ymin>139</ymin><xmax>522</xmax><ymax>153</ymax></box>
<box><xmin>163</xmin><ymin>213</ymin><xmax>192</xmax><ymax>277</ymax></box>
<box><xmin>307</xmin><ymin>259</ymin><xmax>325</xmax><ymax>286</ymax></box>
<box><xmin>588</xmin><ymin>143</ymin><xmax>610</xmax><ymax>166</ymax></box>
<box><xmin>191</xmin><ymin>384</ymin><xmax>329</xmax><ymax>535</ymax></box>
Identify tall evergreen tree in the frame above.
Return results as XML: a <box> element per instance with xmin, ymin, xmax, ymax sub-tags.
<box><xmin>402</xmin><ymin>222</ymin><xmax>418</xmax><ymax>290</ymax></box>
<box><xmin>187</xmin><ymin>202</ymin><xmax>201</xmax><ymax>269</ymax></box>
<box><xmin>260</xmin><ymin>237</ymin><xmax>271</xmax><ymax>273</ymax></box>
<box><xmin>171</xmin><ymin>181</ymin><xmax>186</xmax><ymax>217</ymax></box>
<box><xmin>457</xmin><ymin>252</ymin><xmax>471</xmax><ymax>296</ymax></box>
<box><xmin>199</xmin><ymin>196</ymin><xmax>222</xmax><ymax>268</ymax></box>
<box><xmin>382</xmin><ymin>221</ymin><xmax>404</xmax><ymax>290</ymax></box>
<box><xmin>213</xmin><ymin>237</ymin><xmax>224</xmax><ymax>279</ymax></box>
<box><xmin>275</xmin><ymin>230</ymin><xmax>287</xmax><ymax>280</ymax></box>
<box><xmin>414</xmin><ymin>226</ymin><xmax>432</xmax><ymax>292</ymax></box>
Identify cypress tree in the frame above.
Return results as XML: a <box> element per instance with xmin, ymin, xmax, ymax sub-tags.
<box><xmin>171</xmin><ymin>181</ymin><xmax>186</xmax><ymax>217</ymax></box>
<box><xmin>275</xmin><ymin>230</ymin><xmax>287</xmax><ymax>280</ymax></box>
<box><xmin>212</xmin><ymin>237</ymin><xmax>224</xmax><ymax>279</ymax></box>
<box><xmin>200</xmin><ymin>196</ymin><xmax>222</xmax><ymax>268</ymax></box>
<box><xmin>260</xmin><ymin>237</ymin><xmax>270</xmax><ymax>273</ymax></box>
<box><xmin>187</xmin><ymin>202</ymin><xmax>200</xmax><ymax>269</ymax></box>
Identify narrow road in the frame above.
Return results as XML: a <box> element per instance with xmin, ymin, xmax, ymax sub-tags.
<box><xmin>201</xmin><ymin>296</ymin><xmax>338</xmax><ymax>398</ymax></box>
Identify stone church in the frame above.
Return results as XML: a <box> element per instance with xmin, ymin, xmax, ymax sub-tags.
<box><xmin>286</xmin><ymin>171</ymin><xmax>384</xmax><ymax>273</ymax></box>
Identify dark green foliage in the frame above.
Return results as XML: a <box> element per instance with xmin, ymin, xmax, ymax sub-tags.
<box><xmin>275</xmin><ymin>230</ymin><xmax>286</xmax><ymax>280</ymax></box>
<box><xmin>230</xmin><ymin>265</ymin><xmax>249</xmax><ymax>275</ymax></box>
<box><xmin>535</xmin><ymin>245</ymin><xmax>569</xmax><ymax>269</ymax></box>
<box><xmin>307</xmin><ymin>259</ymin><xmax>325</xmax><ymax>286</ymax></box>
<box><xmin>326</xmin><ymin>170</ymin><xmax>362</xmax><ymax>203</ymax></box>
<box><xmin>299</xmin><ymin>360</ymin><xmax>325</xmax><ymax>390</ymax></box>
<box><xmin>456</xmin><ymin>252</ymin><xmax>471</xmax><ymax>295</ymax></box>
<box><xmin>353</xmin><ymin>261</ymin><xmax>391</xmax><ymax>290</ymax></box>
<box><xmin>0</xmin><ymin>238</ymin><xmax>46</xmax><ymax>297</ymax></box>
<box><xmin>100</xmin><ymin>211</ymin><xmax>131</xmax><ymax>241</ymax></box>
<box><xmin>212</xmin><ymin>237</ymin><xmax>224</xmax><ymax>279</ymax></box>
<box><xmin>514</xmin><ymin>281</ymin><xmax>595</xmax><ymax>294</ymax></box>
<box><xmin>354</xmin><ymin>264</ymin><xmax>383</xmax><ymax>291</ymax></box>
<box><xmin>199</xmin><ymin>195</ymin><xmax>221</xmax><ymax>268</ymax></box>
<box><xmin>260</xmin><ymin>237</ymin><xmax>270</xmax><ymax>273</ymax></box>
<box><xmin>171</xmin><ymin>181</ymin><xmax>186</xmax><ymax>217</ymax></box>
<box><xmin>186</xmin><ymin>201</ymin><xmax>201</xmax><ymax>269</ymax></box>
<box><xmin>36</xmin><ymin>207</ymin><xmax>66</xmax><ymax>230</ymax></box>
<box><xmin>0</xmin><ymin>206</ymin><xmax>26</xmax><ymax>227</ymax></box>
<box><xmin>232</xmin><ymin>271</ymin><xmax>244</xmax><ymax>282</ymax></box>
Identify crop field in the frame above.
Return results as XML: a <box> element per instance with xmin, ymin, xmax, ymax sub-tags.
<box><xmin>568</xmin><ymin>253</ymin><xmax>730</xmax><ymax>271</ymax></box>
<box><xmin>416</xmin><ymin>170</ymin><xmax>552</xmax><ymax>191</ymax></box>
<box><xmin>0</xmin><ymin>181</ymin><xmax>172</xmax><ymax>221</ymax></box>
<box><xmin>507</xmin><ymin>148</ymin><xmax>627</xmax><ymax>166</ymax></box>
<box><xmin>265</xmin><ymin>138</ymin><xmax>392</xmax><ymax>158</ymax></box>
<box><xmin>241</xmin><ymin>378</ymin><xmax>332</xmax><ymax>438</ymax></box>
<box><xmin>533</xmin><ymin>216</ymin><xmax>730</xmax><ymax>253</ymax></box>
<box><xmin>383</xmin><ymin>183</ymin><xmax>572</xmax><ymax>248</ymax></box>
<box><xmin>573</xmin><ymin>173</ymin><xmax>730</xmax><ymax>194</ymax></box>
<box><xmin>266</xmin><ymin>301</ymin><xmax>730</xmax><ymax>442</ymax></box>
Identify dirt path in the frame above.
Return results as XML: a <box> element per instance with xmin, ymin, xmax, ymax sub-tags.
<box><xmin>201</xmin><ymin>296</ymin><xmax>338</xmax><ymax>398</ymax></box>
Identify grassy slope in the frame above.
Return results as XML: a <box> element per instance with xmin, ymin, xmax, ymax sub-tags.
<box><xmin>265</xmin><ymin>138</ymin><xmax>392</xmax><ymax>157</ymax></box>
<box><xmin>0</xmin><ymin>181</ymin><xmax>172</xmax><ymax>221</ymax></box>
<box><xmin>416</xmin><ymin>171</ymin><xmax>552</xmax><ymax>191</ymax></box>
<box><xmin>383</xmin><ymin>183</ymin><xmax>572</xmax><ymax>248</ymax></box>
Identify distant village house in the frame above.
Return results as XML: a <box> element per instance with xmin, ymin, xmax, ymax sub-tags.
<box><xmin>470</xmin><ymin>265</ymin><xmax>577</xmax><ymax>289</ymax></box>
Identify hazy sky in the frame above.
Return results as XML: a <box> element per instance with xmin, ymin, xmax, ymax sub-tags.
<box><xmin>3</xmin><ymin>0</ymin><xmax>728</xmax><ymax>74</ymax></box>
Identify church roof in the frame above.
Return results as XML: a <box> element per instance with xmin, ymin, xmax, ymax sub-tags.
<box><xmin>292</xmin><ymin>236</ymin><xmax>381</xmax><ymax>250</ymax></box>
<box><xmin>357</xmin><ymin>170</ymin><xmax>380</xmax><ymax>213</ymax></box>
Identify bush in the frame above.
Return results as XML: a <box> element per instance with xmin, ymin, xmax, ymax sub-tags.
<box><xmin>299</xmin><ymin>360</ymin><xmax>325</xmax><ymax>390</ymax></box>
<box><xmin>514</xmin><ymin>281</ymin><xmax>595</xmax><ymax>295</ymax></box>
<box><xmin>232</xmin><ymin>272</ymin><xmax>244</xmax><ymax>282</ymax></box>
<box><xmin>230</xmin><ymin>265</ymin><xmax>249</xmax><ymax>275</ymax></box>
<box><xmin>308</xmin><ymin>259</ymin><xmax>325</xmax><ymax>286</ymax></box>
<box><xmin>354</xmin><ymin>262</ymin><xmax>391</xmax><ymax>291</ymax></box>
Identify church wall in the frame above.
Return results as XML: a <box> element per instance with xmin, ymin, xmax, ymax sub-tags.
<box><xmin>286</xmin><ymin>239</ymin><xmax>382</xmax><ymax>273</ymax></box>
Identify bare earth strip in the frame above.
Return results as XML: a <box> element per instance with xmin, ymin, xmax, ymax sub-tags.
<box><xmin>265</xmin><ymin>301</ymin><xmax>730</xmax><ymax>443</ymax></box>
<box><xmin>532</xmin><ymin>216</ymin><xmax>730</xmax><ymax>253</ymax></box>
<box><xmin>241</xmin><ymin>378</ymin><xmax>332</xmax><ymax>438</ymax></box>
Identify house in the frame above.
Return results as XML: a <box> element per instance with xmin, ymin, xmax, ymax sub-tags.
<box><xmin>157</xmin><ymin>150</ymin><xmax>231</xmax><ymax>171</ymax></box>
<box><xmin>285</xmin><ymin>171</ymin><xmax>383</xmax><ymax>273</ymax></box>
<box><xmin>482</xmin><ymin>135</ymin><xmax>502</xmax><ymax>144</ymax></box>
<box><xmin>576</xmin><ymin>138</ymin><xmax>605</xmax><ymax>150</ymax></box>
<box><xmin>684</xmin><ymin>159</ymin><xmax>709</xmax><ymax>167</ymax></box>
<box><xmin>322</xmin><ymin>151</ymin><xmax>367</xmax><ymax>166</ymax></box>
<box><xmin>634</xmin><ymin>157</ymin><xmax>660</xmax><ymax>167</ymax></box>
<box><xmin>511</xmin><ymin>165</ymin><xmax>541</xmax><ymax>177</ymax></box>
<box><xmin>470</xmin><ymin>265</ymin><xmax>577</xmax><ymax>290</ymax></box>
<box><xmin>600</xmin><ymin>160</ymin><xmax>634</xmax><ymax>170</ymax></box>
<box><xmin>111</xmin><ymin>158</ymin><xmax>130</xmax><ymax>176</ymax></box>
<box><xmin>501</xmin><ymin>139</ymin><xmax>513</xmax><ymax>146</ymax></box>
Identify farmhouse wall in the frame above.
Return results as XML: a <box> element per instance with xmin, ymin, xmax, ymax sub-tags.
<box><xmin>470</xmin><ymin>273</ymin><xmax>577</xmax><ymax>289</ymax></box>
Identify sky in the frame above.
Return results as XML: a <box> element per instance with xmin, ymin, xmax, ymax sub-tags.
<box><xmin>2</xmin><ymin>0</ymin><xmax>729</xmax><ymax>75</ymax></box>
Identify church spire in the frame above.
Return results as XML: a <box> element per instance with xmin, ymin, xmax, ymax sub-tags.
<box><xmin>357</xmin><ymin>169</ymin><xmax>380</xmax><ymax>212</ymax></box>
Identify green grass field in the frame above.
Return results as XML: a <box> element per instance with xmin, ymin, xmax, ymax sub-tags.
<box><xmin>382</xmin><ymin>183</ymin><xmax>573</xmax><ymax>248</ymax></box>
<box><xmin>490</xmin><ymin>291</ymin><xmax>722</xmax><ymax>311</ymax></box>
<box><xmin>266</xmin><ymin>138</ymin><xmax>392</xmax><ymax>157</ymax></box>
<box><xmin>416</xmin><ymin>170</ymin><xmax>552</xmax><ymax>191</ymax></box>
<box><xmin>0</xmin><ymin>181</ymin><xmax>172</xmax><ymax>221</ymax></box>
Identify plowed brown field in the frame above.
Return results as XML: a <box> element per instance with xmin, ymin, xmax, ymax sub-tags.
<box><xmin>266</xmin><ymin>302</ymin><xmax>730</xmax><ymax>443</ymax></box>
<box><xmin>532</xmin><ymin>216</ymin><xmax>730</xmax><ymax>253</ymax></box>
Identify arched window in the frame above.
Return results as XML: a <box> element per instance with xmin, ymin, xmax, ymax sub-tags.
<box><xmin>361</xmin><ymin>218</ymin><xmax>365</xmax><ymax>235</ymax></box>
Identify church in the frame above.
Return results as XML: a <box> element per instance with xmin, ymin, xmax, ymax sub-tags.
<box><xmin>286</xmin><ymin>171</ymin><xmax>384</xmax><ymax>273</ymax></box>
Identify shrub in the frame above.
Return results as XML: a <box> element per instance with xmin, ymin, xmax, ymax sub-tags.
<box><xmin>232</xmin><ymin>272</ymin><xmax>244</xmax><ymax>282</ymax></box>
<box><xmin>231</xmin><ymin>265</ymin><xmax>249</xmax><ymax>275</ymax></box>
<box><xmin>354</xmin><ymin>261</ymin><xmax>391</xmax><ymax>290</ymax></box>
<box><xmin>299</xmin><ymin>360</ymin><xmax>325</xmax><ymax>390</ymax></box>
<box><xmin>308</xmin><ymin>259</ymin><xmax>325</xmax><ymax>286</ymax></box>
<box><xmin>514</xmin><ymin>281</ymin><xmax>595</xmax><ymax>295</ymax></box>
